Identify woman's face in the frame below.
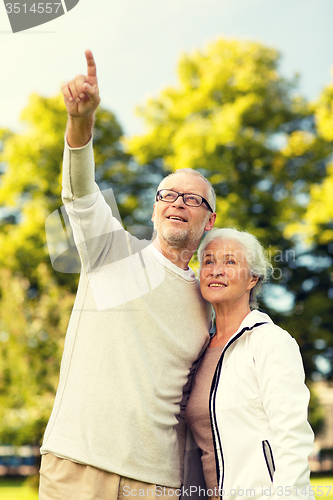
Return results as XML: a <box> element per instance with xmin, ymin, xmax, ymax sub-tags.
<box><xmin>200</xmin><ymin>238</ymin><xmax>258</xmax><ymax>306</ymax></box>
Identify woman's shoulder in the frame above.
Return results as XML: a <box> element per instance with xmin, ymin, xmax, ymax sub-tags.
<box><xmin>247</xmin><ymin>310</ymin><xmax>297</xmax><ymax>348</ymax></box>
<box><xmin>247</xmin><ymin>317</ymin><xmax>302</xmax><ymax>365</ymax></box>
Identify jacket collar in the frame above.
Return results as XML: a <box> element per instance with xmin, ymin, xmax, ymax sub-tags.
<box><xmin>222</xmin><ymin>310</ymin><xmax>272</xmax><ymax>349</ymax></box>
<box><xmin>236</xmin><ymin>309</ymin><xmax>273</xmax><ymax>332</ymax></box>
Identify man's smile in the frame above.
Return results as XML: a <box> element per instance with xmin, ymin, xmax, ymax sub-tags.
<box><xmin>166</xmin><ymin>215</ymin><xmax>187</xmax><ymax>222</ymax></box>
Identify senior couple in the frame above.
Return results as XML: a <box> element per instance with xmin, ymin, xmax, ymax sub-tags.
<box><xmin>39</xmin><ymin>51</ymin><xmax>314</xmax><ymax>500</ymax></box>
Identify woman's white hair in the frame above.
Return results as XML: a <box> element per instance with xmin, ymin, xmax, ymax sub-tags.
<box><xmin>198</xmin><ymin>227</ymin><xmax>273</xmax><ymax>310</ymax></box>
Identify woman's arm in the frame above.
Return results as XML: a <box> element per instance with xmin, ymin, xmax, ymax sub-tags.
<box><xmin>253</xmin><ymin>326</ymin><xmax>314</xmax><ymax>500</ymax></box>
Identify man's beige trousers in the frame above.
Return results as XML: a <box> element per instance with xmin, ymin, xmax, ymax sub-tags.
<box><xmin>39</xmin><ymin>454</ymin><xmax>179</xmax><ymax>500</ymax></box>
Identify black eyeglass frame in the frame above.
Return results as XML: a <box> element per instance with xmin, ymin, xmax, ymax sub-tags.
<box><xmin>155</xmin><ymin>189</ymin><xmax>214</xmax><ymax>213</ymax></box>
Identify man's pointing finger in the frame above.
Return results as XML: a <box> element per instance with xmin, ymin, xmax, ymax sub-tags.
<box><xmin>85</xmin><ymin>49</ymin><xmax>97</xmax><ymax>80</ymax></box>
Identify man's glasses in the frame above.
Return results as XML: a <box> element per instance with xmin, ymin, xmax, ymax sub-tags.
<box><xmin>156</xmin><ymin>189</ymin><xmax>213</xmax><ymax>212</ymax></box>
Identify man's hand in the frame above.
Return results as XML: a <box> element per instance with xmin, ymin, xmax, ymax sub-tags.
<box><xmin>62</xmin><ymin>50</ymin><xmax>101</xmax><ymax>147</ymax></box>
<box><xmin>62</xmin><ymin>49</ymin><xmax>100</xmax><ymax>118</ymax></box>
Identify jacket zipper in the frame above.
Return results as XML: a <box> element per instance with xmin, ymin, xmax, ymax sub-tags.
<box><xmin>209</xmin><ymin>322</ymin><xmax>268</xmax><ymax>498</ymax></box>
<box><xmin>262</xmin><ymin>440</ymin><xmax>276</xmax><ymax>482</ymax></box>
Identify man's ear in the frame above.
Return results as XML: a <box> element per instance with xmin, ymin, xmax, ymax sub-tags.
<box><xmin>151</xmin><ymin>204</ymin><xmax>156</xmax><ymax>223</ymax></box>
<box><xmin>204</xmin><ymin>212</ymin><xmax>217</xmax><ymax>232</ymax></box>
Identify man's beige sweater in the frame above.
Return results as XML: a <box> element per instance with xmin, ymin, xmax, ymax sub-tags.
<box><xmin>40</xmin><ymin>138</ymin><xmax>212</xmax><ymax>487</ymax></box>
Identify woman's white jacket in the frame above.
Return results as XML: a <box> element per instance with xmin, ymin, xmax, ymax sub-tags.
<box><xmin>183</xmin><ymin>310</ymin><xmax>314</xmax><ymax>500</ymax></box>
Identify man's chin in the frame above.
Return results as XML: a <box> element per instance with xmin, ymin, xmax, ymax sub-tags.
<box><xmin>154</xmin><ymin>221</ymin><xmax>204</xmax><ymax>250</ymax></box>
<box><xmin>161</xmin><ymin>229</ymin><xmax>190</xmax><ymax>248</ymax></box>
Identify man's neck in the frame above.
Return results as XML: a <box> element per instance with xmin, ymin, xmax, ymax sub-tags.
<box><xmin>152</xmin><ymin>237</ymin><xmax>195</xmax><ymax>270</ymax></box>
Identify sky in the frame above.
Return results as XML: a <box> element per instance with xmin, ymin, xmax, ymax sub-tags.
<box><xmin>0</xmin><ymin>0</ymin><xmax>333</xmax><ymax>137</ymax></box>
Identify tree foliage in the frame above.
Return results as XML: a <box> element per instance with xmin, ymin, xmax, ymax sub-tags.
<box><xmin>0</xmin><ymin>39</ymin><xmax>332</xmax><ymax>444</ymax></box>
<box><xmin>0</xmin><ymin>94</ymin><xmax>138</xmax><ymax>445</ymax></box>
<box><xmin>0</xmin><ymin>265</ymin><xmax>74</xmax><ymax>445</ymax></box>
<box><xmin>126</xmin><ymin>39</ymin><xmax>333</xmax><ymax>382</ymax></box>
<box><xmin>286</xmin><ymin>82</ymin><xmax>333</xmax><ymax>245</ymax></box>
<box><xmin>0</xmin><ymin>90</ymin><xmax>168</xmax><ymax>445</ymax></box>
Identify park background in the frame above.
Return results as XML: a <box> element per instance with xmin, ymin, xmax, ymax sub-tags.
<box><xmin>0</xmin><ymin>0</ymin><xmax>333</xmax><ymax>497</ymax></box>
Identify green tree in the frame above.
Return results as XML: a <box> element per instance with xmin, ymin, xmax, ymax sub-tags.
<box><xmin>0</xmin><ymin>93</ymin><xmax>151</xmax><ymax>445</ymax></box>
<box><xmin>281</xmin><ymin>81</ymin><xmax>333</xmax><ymax>381</ymax></box>
<box><xmin>0</xmin><ymin>88</ymin><xmax>172</xmax><ymax>445</ymax></box>
<box><xmin>126</xmin><ymin>38</ymin><xmax>333</xmax><ymax>382</ymax></box>
<box><xmin>0</xmin><ymin>265</ymin><xmax>74</xmax><ymax>445</ymax></box>
<box><xmin>0</xmin><ymin>93</ymin><xmax>154</xmax><ymax>292</ymax></box>
<box><xmin>286</xmin><ymin>81</ymin><xmax>333</xmax><ymax>245</ymax></box>
<box><xmin>1</xmin><ymin>38</ymin><xmax>333</xmax><ymax>446</ymax></box>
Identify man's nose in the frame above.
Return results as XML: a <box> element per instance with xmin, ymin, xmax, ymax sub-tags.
<box><xmin>172</xmin><ymin>195</ymin><xmax>186</xmax><ymax>208</ymax></box>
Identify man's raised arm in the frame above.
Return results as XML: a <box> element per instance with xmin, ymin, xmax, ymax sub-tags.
<box><xmin>61</xmin><ymin>50</ymin><xmax>101</xmax><ymax>148</ymax></box>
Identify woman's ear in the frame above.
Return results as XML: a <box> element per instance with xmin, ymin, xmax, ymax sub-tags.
<box><xmin>248</xmin><ymin>275</ymin><xmax>259</xmax><ymax>290</ymax></box>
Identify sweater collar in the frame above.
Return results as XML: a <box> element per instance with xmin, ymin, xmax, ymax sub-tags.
<box><xmin>147</xmin><ymin>243</ymin><xmax>196</xmax><ymax>281</ymax></box>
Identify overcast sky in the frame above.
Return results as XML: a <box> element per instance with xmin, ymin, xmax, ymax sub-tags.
<box><xmin>1</xmin><ymin>0</ymin><xmax>333</xmax><ymax>136</ymax></box>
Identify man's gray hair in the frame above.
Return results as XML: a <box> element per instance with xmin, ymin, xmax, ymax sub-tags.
<box><xmin>158</xmin><ymin>168</ymin><xmax>216</xmax><ymax>211</ymax></box>
<box><xmin>197</xmin><ymin>227</ymin><xmax>273</xmax><ymax>310</ymax></box>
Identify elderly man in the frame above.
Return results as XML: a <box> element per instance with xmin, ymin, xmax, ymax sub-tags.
<box><xmin>39</xmin><ymin>50</ymin><xmax>216</xmax><ymax>500</ymax></box>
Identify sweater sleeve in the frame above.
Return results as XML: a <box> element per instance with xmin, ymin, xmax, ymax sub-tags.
<box><xmin>62</xmin><ymin>136</ymin><xmax>99</xmax><ymax>203</ymax></box>
<box><xmin>61</xmin><ymin>136</ymin><xmax>120</xmax><ymax>273</ymax></box>
<box><xmin>252</xmin><ymin>327</ymin><xmax>314</xmax><ymax>500</ymax></box>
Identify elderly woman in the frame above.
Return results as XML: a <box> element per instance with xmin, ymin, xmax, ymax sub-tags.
<box><xmin>184</xmin><ymin>228</ymin><xmax>314</xmax><ymax>500</ymax></box>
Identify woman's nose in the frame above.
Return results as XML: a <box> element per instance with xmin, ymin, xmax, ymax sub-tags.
<box><xmin>212</xmin><ymin>264</ymin><xmax>225</xmax><ymax>277</ymax></box>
